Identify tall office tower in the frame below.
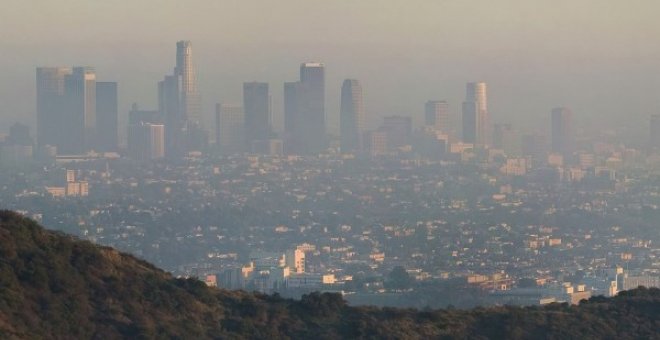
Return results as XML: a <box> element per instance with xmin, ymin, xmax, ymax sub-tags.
<box><xmin>37</xmin><ymin>67</ymin><xmax>101</xmax><ymax>154</ymax></box>
<box><xmin>215</xmin><ymin>104</ymin><xmax>245</xmax><ymax>155</ymax></box>
<box><xmin>299</xmin><ymin>64</ymin><xmax>325</xmax><ymax>149</ymax></box>
<box><xmin>158</xmin><ymin>74</ymin><xmax>183</xmax><ymax>158</ymax></box>
<box><xmin>284</xmin><ymin>81</ymin><xmax>304</xmax><ymax>154</ymax></box>
<box><xmin>95</xmin><ymin>82</ymin><xmax>118</xmax><ymax>152</ymax></box>
<box><xmin>36</xmin><ymin>67</ymin><xmax>71</xmax><ymax>152</ymax></box>
<box><xmin>551</xmin><ymin>107</ymin><xmax>573</xmax><ymax>158</ymax></box>
<box><xmin>425</xmin><ymin>100</ymin><xmax>449</xmax><ymax>133</ymax></box>
<box><xmin>127</xmin><ymin>103</ymin><xmax>164</xmax><ymax>160</ymax></box>
<box><xmin>340</xmin><ymin>79</ymin><xmax>365</xmax><ymax>153</ymax></box>
<box><xmin>243</xmin><ymin>82</ymin><xmax>271</xmax><ymax>151</ymax></box>
<box><xmin>65</xmin><ymin>67</ymin><xmax>97</xmax><ymax>154</ymax></box>
<box><xmin>175</xmin><ymin>41</ymin><xmax>202</xmax><ymax>126</ymax></box>
<box><xmin>382</xmin><ymin>115</ymin><xmax>412</xmax><ymax>150</ymax></box>
<box><xmin>158</xmin><ymin>41</ymin><xmax>205</xmax><ymax>157</ymax></box>
<box><xmin>650</xmin><ymin>115</ymin><xmax>660</xmax><ymax>149</ymax></box>
<box><xmin>462</xmin><ymin>82</ymin><xmax>488</xmax><ymax>147</ymax></box>
<box><xmin>128</xmin><ymin>123</ymin><xmax>165</xmax><ymax>160</ymax></box>
<box><xmin>284</xmin><ymin>62</ymin><xmax>326</xmax><ymax>154</ymax></box>
<box><xmin>129</xmin><ymin>103</ymin><xmax>162</xmax><ymax>126</ymax></box>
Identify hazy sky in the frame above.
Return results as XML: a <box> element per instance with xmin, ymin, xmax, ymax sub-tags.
<box><xmin>2</xmin><ymin>0</ymin><xmax>660</xmax><ymax>140</ymax></box>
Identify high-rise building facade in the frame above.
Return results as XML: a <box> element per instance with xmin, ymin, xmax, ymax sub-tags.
<box><xmin>284</xmin><ymin>81</ymin><xmax>304</xmax><ymax>154</ymax></box>
<box><xmin>36</xmin><ymin>67</ymin><xmax>71</xmax><ymax>151</ymax></box>
<box><xmin>243</xmin><ymin>82</ymin><xmax>271</xmax><ymax>151</ymax></box>
<box><xmin>215</xmin><ymin>104</ymin><xmax>245</xmax><ymax>155</ymax></box>
<box><xmin>340</xmin><ymin>79</ymin><xmax>365</xmax><ymax>153</ymax></box>
<box><xmin>159</xmin><ymin>41</ymin><xmax>205</xmax><ymax>157</ymax></box>
<box><xmin>66</xmin><ymin>67</ymin><xmax>97</xmax><ymax>154</ymax></box>
<box><xmin>128</xmin><ymin>123</ymin><xmax>165</xmax><ymax>160</ymax></box>
<box><xmin>95</xmin><ymin>82</ymin><xmax>118</xmax><ymax>152</ymax></box>
<box><xmin>551</xmin><ymin>107</ymin><xmax>573</xmax><ymax>158</ymax></box>
<box><xmin>425</xmin><ymin>100</ymin><xmax>449</xmax><ymax>133</ymax></box>
<box><xmin>462</xmin><ymin>82</ymin><xmax>488</xmax><ymax>148</ymax></box>
<box><xmin>175</xmin><ymin>41</ymin><xmax>202</xmax><ymax>126</ymax></box>
<box><xmin>36</xmin><ymin>67</ymin><xmax>98</xmax><ymax>154</ymax></box>
<box><xmin>284</xmin><ymin>63</ymin><xmax>326</xmax><ymax>154</ymax></box>
<box><xmin>127</xmin><ymin>103</ymin><xmax>164</xmax><ymax>160</ymax></box>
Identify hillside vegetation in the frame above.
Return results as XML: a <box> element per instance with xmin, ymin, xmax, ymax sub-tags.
<box><xmin>0</xmin><ymin>210</ymin><xmax>658</xmax><ymax>339</ymax></box>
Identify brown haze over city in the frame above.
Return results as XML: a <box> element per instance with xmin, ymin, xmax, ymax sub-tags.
<box><xmin>1</xmin><ymin>0</ymin><xmax>659</xmax><ymax>141</ymax></box>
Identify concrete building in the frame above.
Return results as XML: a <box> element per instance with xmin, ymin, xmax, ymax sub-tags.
<box><xmin>284</xmin><ymin>63</ymin><xmax>326</xmax><ymax>154</ymax></box>
<box><xmin>128</xmin><ymin>123</ymin><xmax>165</xmax><ymax>160</ymax></box>
<box><xmin>425</xmin><ymin>100</ymin><xmax>449</xmax><ymax>133</ymax></box>
<box><xmin>243</xmin><ymin>82</ymin><xmax>271</xmax><ymax>151</ymax></box>
<box><xmin>36</xmin><ymin>67</ymin><xmax>71</xmax><ymax>153</ymax></box>
<box><xmin>215</xmin><ymin>104</ymin><xmax>245</xmax><ymax>155</ymax></box>
<box><xmin>286</xmin><ymin>248</ymin><xmax>306</xmax><ymax>274</ymax></box>
<box><xmin>36</xmin><ymin>66</ymin><xmax>97</xmax><ymax>154</ymax></box>
<box><xmin>340</xmin><ymin>79</ymin><xmax>365</xmax><ymax>153</ymax></box>
<box><xmin>462</xmin><ymin>82</ymin><xmax>488</xmax><ymax>148</ymax></box>
<box><xmin>95</xmin><ymin>82</ymin><xmax>118</xmax><ymax>152</ymax></box>
<box><xmin>159</xmin><ymin>41</ymin><xmax>205</xmax><ymax>157</ymax></box>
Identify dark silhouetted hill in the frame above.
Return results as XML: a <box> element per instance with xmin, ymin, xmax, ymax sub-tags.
<box><xmin>0</xmin><ymin>210</ymin><xmax>658</xmax><ymax>339</ymax></box>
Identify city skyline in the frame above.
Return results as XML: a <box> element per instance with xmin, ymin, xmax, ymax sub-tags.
<box><xmin>29</xmin><ymin>50</ymin><xmax>660</xmax><ymax>158</ymax></box>
<box><xmin>2</xmin><ymin>1</ymin><xmax>660</xmax><ymax>142</ymax></box>
<box><xmin>2</xmin><ymin>2</ymin><xmax>660</xmax><ymax>335</ymax></box>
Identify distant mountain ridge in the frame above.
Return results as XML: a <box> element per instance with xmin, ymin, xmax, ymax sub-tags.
<box><xmin>0</xmin><ymin>210</ymin><xmax>658</xmax><ymax>339</ymax></box>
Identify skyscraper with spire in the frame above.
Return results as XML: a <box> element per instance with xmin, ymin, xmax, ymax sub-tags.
<box><xmin>159</xmin><ymin>40</ymin><xmax>206</xmax><ymax>157</ymax></box>
<box><xmin>340</xmin><ymin>79</ymin><xmax>365</xmax><ymax>153</ymax></box>
<box><xmin>462</xmin><ymin>82</ymin><xmax>488</xmax><ymax>148</ymax></box>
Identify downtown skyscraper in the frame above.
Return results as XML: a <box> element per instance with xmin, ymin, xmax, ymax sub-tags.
<box><xmin>243</xmin><ymin>82</ymin><xmax>271</xmax><ymax>151</ymax></box>
<box><xmin>215</xmin><ymin>103</ymin><xmax>245</xmax><ymax>155</ymax></box>
<box><xmin>284</xmin><ymin>63</ymin><xmax>326</xmax><ymax>154</ymax></box>
<box><xmin>95</xmin><ymin>82</ymin><xmax>118</xmax><ymax>152</ymax></box>
<box><xmin>175</xmin><ymin>41</ymin><xmax>202</xmax><ymax>127</ymax></box>
<box><xmin>36</xmin><ymin>67</ymin><xmax>103</xmax><ymax>155</ymax></box>
<box><xmin>340</xmin><ymin>79</ymin><xmax>365</xmax><ymax>153</ymax></box>
<box><xmin>462</xmin><ymin>82</ymin><xmax>489</xmax><ymax>148</ymax></box>
<box><xmin>425</xmin><ymin>100</ymin><xmax>449</xmax><ymax>133</ymax></box>
<box><xmin>159</xmin><ymin>40</ymin><xmax>205</xmax><ymax>158</ymax></box>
